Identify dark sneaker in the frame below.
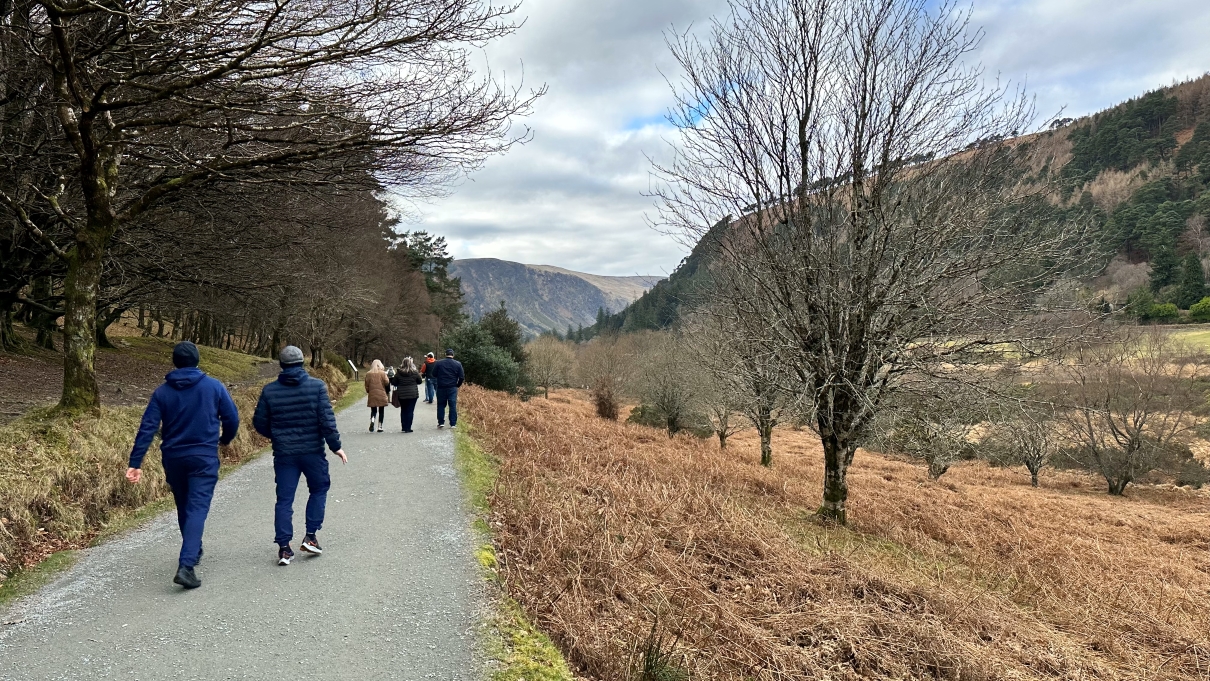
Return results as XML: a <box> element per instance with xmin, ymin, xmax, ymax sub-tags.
<box><xmin>377</xmin><ymin>425</ymin><xmax>384</xmax><ymax>432</ymax></box>
<box><xmin>173</xmin><ymin>565</ymin><xmax>201</xmax><ymax>589</ymax></box>
<box><xmin>369</xmin><ymin>422</ymin><xmax>375</xmax><ymax>432</ymax></box>
<box><xmin>300</xmin><ymin>534</ymin><xmax>323</xmax><ymax>555</ymax></box>
<box><xmin>278</xmin><ymin>545</ymin><xmax>294</xmax><ymax>566</ymax></box>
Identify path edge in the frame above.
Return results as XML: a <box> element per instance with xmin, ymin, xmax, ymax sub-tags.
<box><xmin>453</xmin><ymin>419</ymin><xmax>574</xmax><ymax>681</ymax></box>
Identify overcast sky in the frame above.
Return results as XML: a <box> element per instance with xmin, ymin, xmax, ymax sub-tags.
<box><xmin>396</xmin><ymin>0</ymin><xmax>1210</xmax><ymax>277</ymax></box>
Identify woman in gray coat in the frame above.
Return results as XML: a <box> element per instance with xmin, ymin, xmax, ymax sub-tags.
<box><xmin>390</xmin><ymin>357</ymin><xmax>423</xmax><ymax>433</ymax></box>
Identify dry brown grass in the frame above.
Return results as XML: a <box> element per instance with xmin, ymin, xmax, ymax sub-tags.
<box><xmin>463</xmin><ymin>386</ymin><xmax>1210</xmax><ymax>680</ymax></box>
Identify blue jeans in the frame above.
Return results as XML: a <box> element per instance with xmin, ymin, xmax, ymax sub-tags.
<box><xmin>436</xmin><ymin>387</ymin><xmax>458</xmax><ymax>427</ymax></box>
<box><xmin>424</xmin><ymin>379</ymin><xmax>435</xmax><ymax>402</ymax></box>
<box><xmin>273</xmin><ymin>455</ymin><xmax>330</xmax><ymax>546</ymax></box>
<box><xmin>162</xmin><ymin>455</ymin><xmax>220</xmax><ymax>568</ymax></box>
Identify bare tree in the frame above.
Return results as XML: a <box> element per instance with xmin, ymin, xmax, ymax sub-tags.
<box><xmin>682</xmin><ymin>314</ymin><xmax>750</xmax><ymax>448</ymax></box>
<box><xmin>866</xmin><ymin>383</ymin><xmax>984</xmax><ymax>480</ymax></box>
<box><xmin>0</xmin><ymin>0</ymin><xmax>540</xmax><ymax>408</ymax></box>
<box><xmin>577</xmin><ymin>334</ymin><xmax>633</xmax><ymax>420</ymax></box>
<box><xmin>653</xmin><ymin>0</ymin><xmax>1091</xmax><ymax>522</ymax></box>
<box><xmin>984</xmin><ymin>398</ymin><xmax>1059</xmax><ymax>487</ymax></box>
<box><xmin>633</xmin><ymin>332</ymin><xmax>702</xmax><ymax>437</ymax></box>
<box><xmin>1057</xmin><ymin>329</ymin><xmax>1207</xmax><ymax>495</ymax></box>
<box><xmin>526</xmin><ymin>335</ymin><xmax>575</xmax><ymax>398</ymax></box>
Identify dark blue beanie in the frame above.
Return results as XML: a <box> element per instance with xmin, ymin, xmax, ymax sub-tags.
<box><xmin>173</xmin><ymin>341</ymin><xmax>201</xmax><ymax>368</ymax></box>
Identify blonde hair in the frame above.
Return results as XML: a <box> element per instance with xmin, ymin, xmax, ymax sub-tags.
<box><xmin>401</xmin><ymin>357</ymin><xmax>417</xmax><ymax>373</ymax></box>
<box><xmin>370</xmin><ymin>359</ymin><xmax>385</xmax><ymax>372</ymax></box>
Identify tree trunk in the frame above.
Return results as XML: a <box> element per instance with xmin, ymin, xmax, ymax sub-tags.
<box><xmin>1030</xmin><ymin>470</ymin><xmax>1039</xmax><ymax>488</ymax></box>
<box><xmin>29</xmin><ymin>277</ymin><xmax>59</xmax><ymax>350</ymax></box>
<box><xmin>0</xmin><ymin>293</ymin><xmax>21</xmax><ymax>351</ymax></box>
<box><xmin>60</xmin><ymin>236</ymin><xmax>105</xmax><ymax>410</ymax></box>
<box><xmin>717</xmin><ymin>431</ymin><xmax>728</xmax><ymax>449</ymax></box>
<box><xmin>759</xmin><ymin>422</ymin><xmax>773</xmax><ymax>466</ymax></box>
<box><xmin>1107</xmin><ymin>477</ymin><xmax>1129</xmax><ymax>495</ymax></box>
<box><xmin>818</xmin><ymin>430</ymin><xmax>856</xmax><ymax>524</ymax></box>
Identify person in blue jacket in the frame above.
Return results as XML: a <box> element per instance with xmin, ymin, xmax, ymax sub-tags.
<box><xmin>427</xmin><ymin>348</ymin><xmax>465</xmax><ymax>429</ymax></box>
<box><xmin>253</xmin><ymin>345</ymin><xmax>347</xmax><ymax>566</ymax></box>
<box><xmin>126</xmin><ymin>341</ymin><xmax>239</xmax><ymax>590</ymax></box>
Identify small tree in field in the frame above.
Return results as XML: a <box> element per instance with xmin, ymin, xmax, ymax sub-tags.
<box><xmin>577</xmin><ymin>334</ymin><xmax>633</xmax><ymax>420</ymax></box>
<box><xmin>634</xmin><ymin>333</ymin><xmax>702</xmax><ymax>437</ymax></box>
<box><xmin>526</xmin><ymin>336</ymin><xmax>575</xmax><ymax>398</ymax></box>
<box><xmin>868</xmin><ymin>387</ymin><xmax>983</xmax><ymax>480</ymax></box>
<box><xmin>985</xmin><ymin>400</ymin><xmax>1060</xmax><ymax>488</ymax></box>
<box><xmin>1058</xmin><ymin>329</ymin><xmax>1208</xmax><ymax>495</ymax></box>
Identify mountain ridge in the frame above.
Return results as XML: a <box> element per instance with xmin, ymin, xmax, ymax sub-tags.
<box><xmin>449</xmin><ymin>258</ymin><xmax>662</xmax><ymax>336</ymax></box>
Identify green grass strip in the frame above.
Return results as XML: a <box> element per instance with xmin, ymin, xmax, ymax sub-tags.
<box><xmin>453</xmin><ymin>424</ymin><xmax>573</xmax><ymax>681</ymax></box>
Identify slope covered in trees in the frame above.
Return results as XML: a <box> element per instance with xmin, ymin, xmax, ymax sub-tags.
<box><xmin>591</xmin><ymin>73</ymin><xmax>1210</xmax><ymax>335</ymax></box>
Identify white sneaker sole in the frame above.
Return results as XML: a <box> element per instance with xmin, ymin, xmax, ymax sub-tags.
<box><xmin>278</xmin><ymin>556</ymin><xmax>292</xmax><ymax>566</ymax></box>
<box><xmin>300</xmin><ymin>544</ymin><xmax>323</xmax><ymax>555</ymax></box>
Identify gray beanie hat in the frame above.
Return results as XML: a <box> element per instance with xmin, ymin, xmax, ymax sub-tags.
<box><xmin>279</xmin><ymin>345</ymin><xmax>305</xmax><ymax>366</ymax></box>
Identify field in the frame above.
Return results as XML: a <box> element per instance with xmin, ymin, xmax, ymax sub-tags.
<box><xmin>461</xmin><ymin>386</ymin><xmax>1210</xmax><ymax>680</ymax></box>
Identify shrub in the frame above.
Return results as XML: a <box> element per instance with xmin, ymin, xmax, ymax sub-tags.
<box><xmin>442</xmin><ymin>318</ymin><xmax>525</xmax><ymax>392</ymax></box>
<box><xmin>1190</xmin><ymin>297</ymin><xmax>1210</xmax><ymax>322</ymax></box>
<box><xmin>1149</xmin><ymin>302</ymin><xmax>1179</xmax><ymax>322</ymax></box>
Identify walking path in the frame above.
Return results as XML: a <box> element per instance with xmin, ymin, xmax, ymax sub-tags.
<box><xmin>0</xmin><ymin>397</ymin><xmax>485</xmax><ymax>680</ymax></box>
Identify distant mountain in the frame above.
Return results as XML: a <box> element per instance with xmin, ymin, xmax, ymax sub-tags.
<box><xmin>448</xmin><ymin>259</ymin><xmax>662</xmax><ymax>335</ymax></box>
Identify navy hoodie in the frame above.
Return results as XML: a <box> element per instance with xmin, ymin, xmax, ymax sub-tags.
<box><xmin>252</xmin><ymin>365</ymin><xmax>342</xmax><ymax>457</ymax></box>
<box><xmin>129</xmin><ymin>367</ymin><xmax>240</xmax><ymax>469</ymax></box>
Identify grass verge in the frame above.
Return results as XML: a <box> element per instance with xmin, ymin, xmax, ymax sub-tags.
<box><xmin>453</xmin><ymin>423</ymin><xmax>573</xmax><ymax>681</ymax></box>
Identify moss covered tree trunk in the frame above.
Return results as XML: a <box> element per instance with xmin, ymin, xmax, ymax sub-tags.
<box><xmin>60</xmin><ymin>230</ymin><xmax>107</xmax><ymax>410</ymax></box>
<box><xmin>819</xmin><ymin>430</ymin><xmax>857</xmax><ymax>525</ymax></box>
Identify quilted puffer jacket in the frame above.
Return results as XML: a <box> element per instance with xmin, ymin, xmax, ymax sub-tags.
<box><xmin>253</xmin><ymin>365</ymin><xmax>342</xmax><ymax>457</ymax></box>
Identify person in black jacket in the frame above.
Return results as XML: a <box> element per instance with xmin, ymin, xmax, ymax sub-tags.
<box><xmin>253</xmin><ymin>346</ymin><xmax>347</xmax><ymax>566</ymax></box>
<box><xmin>390</xmin><ymin>357</ymin><xmax>423</xmax><ymax>432</ymax></box>
<box><xmin>426</xmin><ymin>348</ymin><xmax>465</xmax><ymax>429</ymax></box>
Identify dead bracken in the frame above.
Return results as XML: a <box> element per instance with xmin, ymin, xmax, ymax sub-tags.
<box><xmin>463</xmin><ymin>386</ymin><xmax>1210</xmax><ymax>680</ymax></box>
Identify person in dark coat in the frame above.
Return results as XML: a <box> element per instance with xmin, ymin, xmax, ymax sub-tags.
<box><xmin>420</xmin><ymin>352</ymin><xmax>436</xmax><ymax>403</ymax></box>
<box><xmin>127</xmin><ymin>341</ymin><xmax>239</xmax><ymax>589</ymax></box>
<box><xmin>253</xmin><ymin>346</ymin><xmax>347</xmax><ymax>566</ymax></box>
<box><xmin>390</xmin><ymin>357</ymin><xmax>423</xmax><ymax>432</ymax></box>
<box><xmin>427</xmin><ymin>348</ymin><xmax>465</xmax><ymax>429</ymax></box>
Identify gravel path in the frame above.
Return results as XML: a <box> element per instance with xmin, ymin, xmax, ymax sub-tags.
<box><xmin>0</xmin><ymin>397</ymin><xmax>486</xmax><ymax>680</ymax></box>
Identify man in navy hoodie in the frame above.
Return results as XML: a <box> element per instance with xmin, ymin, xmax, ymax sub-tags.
<box><xmin>253</xmin><ymin>346</ymin><xmax>346</xmax><ymax>566</ymax></box>
<box><xmin>427</xmin><ymin>348</ymin><xmax>465</xmax><ymax>429</ymax></box>
<box><xmin>127</xmin><ymin>341</ymin><xmax>239</xmax><ymax>589</ymax></box>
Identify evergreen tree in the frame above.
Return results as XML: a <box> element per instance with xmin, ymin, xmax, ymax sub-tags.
<box><xmin>478</xmin><ymin>301</ymin><xmax>526</xmax><ymax>364</ymax></box>
<box><xmin>566</xmin><ymin>324</ymin><xmax>576</xmax><ymax>343</ymax></box>
<box><xmin>1150</xmin><ymin>247</ymin><xmax>1178</xmax><ymax>292</ymax></box>
<box><xmin>1177</xmin><ymin>253</ymin><xmax>1207</xmax><ymax>309</ymax></box>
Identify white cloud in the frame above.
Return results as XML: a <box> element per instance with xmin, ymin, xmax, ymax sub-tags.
<box><xmin>396</xmin><ymin>0</ymin><xmax>1210</xmax><ymax>277</ymax></box>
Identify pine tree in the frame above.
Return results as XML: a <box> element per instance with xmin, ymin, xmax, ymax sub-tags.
<box><xmin>1150</xmin><ymin>247</ymin><xmax>1178</xmax><ymax>292</ymax></box>
<box><xmin>566</xmin><ymin>324</ymin><xmax>575</xmax><ymax>342</ymax></box>
<box><xmin>1176</xmin><ymin>253</ymin><xmax>1207</xmax><ymax>309</ymax></box>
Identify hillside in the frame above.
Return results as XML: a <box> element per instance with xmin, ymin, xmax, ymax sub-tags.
<box><xmin>449</xmin><ymin>258</ymin><xmax>661</xmax><ymax>336</ymax></box>
<box><xmin>594</xmin><ymin>73</ymin><xmax>1210</xmax><ymax>333</ymax></box>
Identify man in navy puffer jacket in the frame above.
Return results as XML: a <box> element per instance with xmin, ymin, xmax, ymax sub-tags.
<box><xmin>127</xmin><ymin>341</ymin><xmax>239</xmax><ymax>589</ymax></box>
<box><xmin>253</xmin><ymin>345</ymin><xmax>346</xmax><ymax>566</ymax></box>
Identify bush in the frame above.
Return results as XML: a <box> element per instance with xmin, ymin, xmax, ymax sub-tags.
<box><xmin>1149</xmin><ymin>302</ymin><xmax>1179</xmax><ymax>322</ymax></box>
<box><xmin>441</xmin><ymin>323</ymin><xmax>521</xmax><ymax>391</ymax></box>
<box><xmin>1190</xmin><ymin>297</ymin><xmax>1210</xmax><ymax>322</ymax></box>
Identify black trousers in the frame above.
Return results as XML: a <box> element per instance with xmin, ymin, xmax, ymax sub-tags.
<box><xmin>370</xmin><ymin>406</ymin><xmax>385</xmax><ymax>424</ymax></box>
<box><xmin>399</xmin><ymin>397</ymin><xmax>418</xmax><ymax>431</ymax></box>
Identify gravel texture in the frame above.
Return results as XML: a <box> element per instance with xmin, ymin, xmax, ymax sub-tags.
<box><xmin>0</xmin><ymin>397</ymin><xmax>486</xmax><ymax>680</ymax></box>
